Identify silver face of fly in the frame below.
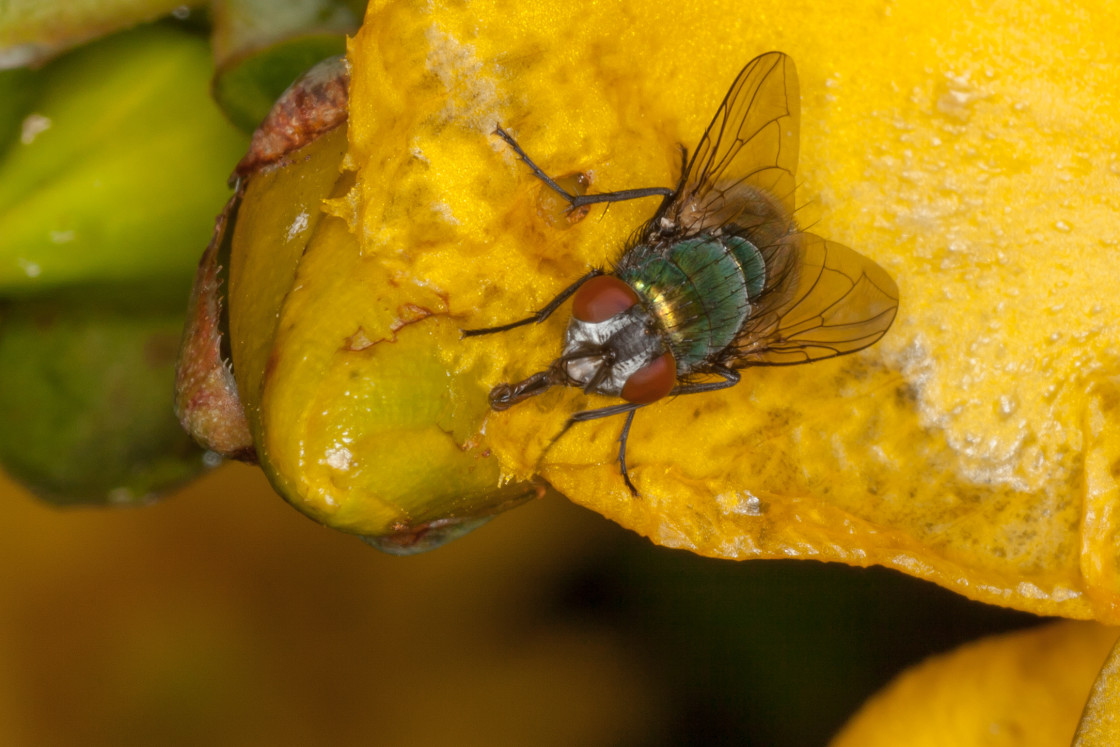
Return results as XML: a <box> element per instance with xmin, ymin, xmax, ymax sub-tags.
<box><xmin>561</xmin><ymin>304</ymin><xmax>664</xmax><ymax>397</ymax></box>
<box><xmin>464</xmin><ymin>51</ymin><xmax>900</xmax><ymax>495</ymax></box>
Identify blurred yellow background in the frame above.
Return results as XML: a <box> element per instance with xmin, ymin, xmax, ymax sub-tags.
<box><xmin>0</xmin><ymin>466</ymin><xmax>665</xmax><ymax>745</ymax></box>
<box><xmin>0</xmin><ymin>465</ymin><xmax>1044</xmax><ymax>745</ymax></box>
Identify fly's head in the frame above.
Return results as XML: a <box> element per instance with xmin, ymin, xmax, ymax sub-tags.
<box><xmin>560</xmin><ymin>276</ymin><xmax>677</xmax><ymax>405</ymax></box>
<box><xmin>485</xmin><ymin>275</ymin><xmax>679</xmax><ymax>413</ymax></box>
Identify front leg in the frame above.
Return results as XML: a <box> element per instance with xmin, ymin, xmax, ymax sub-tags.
<box><xmin>461</xmin><ymin>269</ymin><xmax>603</xmax><ymax>337</ymax></box>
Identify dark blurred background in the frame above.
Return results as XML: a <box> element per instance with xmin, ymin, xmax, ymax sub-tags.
<box><xmin>0</xmin><ymin>465</ymin><xmax>1041</xmax><ymax>746</ymax></box>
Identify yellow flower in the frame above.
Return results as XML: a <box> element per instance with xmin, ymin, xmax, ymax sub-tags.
<box><xmin>212</xmin><ymin>0</ymin><xmax>1120</xmax><ymax>618</ymax></box>
<box><xmin>833</xmin><ymin>622</ymin><xmax>1120</xmax><ymax>747</ymax></box>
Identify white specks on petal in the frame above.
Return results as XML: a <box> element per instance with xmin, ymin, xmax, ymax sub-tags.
<box><xmin>715</xmin><ymin>490</ymin><xmax>765</xmax><ymax>517</ymax></box>
<box><xmin>324</xmin><ymin>445</ymin><xmax>354</xmax><ymax>472</ymax></box>
<box><xmin>431</xmin><ymin>201</ymin><xmax>460</xmax><ymax>225</ymax></box>
<box><xmin>286</xmin><ymin>210</ymin><xmax>310</xmax><ymax>241</ymax></box>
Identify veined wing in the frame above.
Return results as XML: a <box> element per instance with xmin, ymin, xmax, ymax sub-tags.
<box><xmin>727</xmin><ymin>234</ymin><xmax>899</xmax><ymax>366</ymax></box>
<box><xmin>663</xmin><ymin>52</ymin><xmax>800</xmax><ymax>237</ymax></box>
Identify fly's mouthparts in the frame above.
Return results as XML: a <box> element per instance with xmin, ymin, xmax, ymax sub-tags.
<box><xmin>488</xmin><ymin>383</ymin><xmax>516</xmax><ymax>411</ymax></box>
<box><xmin>488</xmin><ymin>368</ymin><xmax>563</xmax><ymax>411</ymax></box>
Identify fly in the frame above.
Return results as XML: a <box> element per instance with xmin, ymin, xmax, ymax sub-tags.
<box><xmin>464</xmin><ymin>52</ymin><xmax>900</xmax><ymax>495</ymax></box>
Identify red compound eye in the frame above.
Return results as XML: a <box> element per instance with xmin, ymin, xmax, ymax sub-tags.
<box><xmin>621</xmin><ymin>352</ymin><xmax>677</xmax><ymax>404</ymax></box>
<box><xmin>572</xmin><ymin>275</ymin><xmax>639</xmax><ymax>323</ymax></box>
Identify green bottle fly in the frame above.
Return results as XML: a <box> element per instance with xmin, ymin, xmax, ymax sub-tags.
<box><xmin>466</xmin><ymin>52</ymin><xmax>900</xmax><ymax>493</ymax></box>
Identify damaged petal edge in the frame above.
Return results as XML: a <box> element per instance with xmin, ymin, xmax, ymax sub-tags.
<box><xmin>173</xmin><ymin>194</ymin><xmax>256</xmax><ymax>461</ymax></box>
<box><xmin>231</xmin><ymin>55</ymin><xmax>351</xmax><ymax>184</ymax></box>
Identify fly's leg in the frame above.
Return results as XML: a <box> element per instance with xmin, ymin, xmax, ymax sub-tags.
<box><xmin>538</xmin><ymin>402</ymin><xmax>648</xmax><ymax>496</ymax></box>
<box><xmin>488</xmin><ymin>364</ymin><xmax>567</xmax><ymax>410</ymax></box>
<box><xmin>494</xmin><ymin>126</ymin><xmax>675</xmax><ymax>210</ymax></box>
<box><xmin>461</xmin><ymin>269</ymin><xmax>603</xmax><ymax>337</ymax></box>
<box><xmin>533</xmin><ymin>366</ymin><xmax>741</xmax><ymax>495</ymax></box>
<box><xmin>465</xmin><ymin>128</ymin><xmax>684</xmax><ymax>338</ymax></box>
<box><xmin>616</xmin><ymin>409</ymin><xmax>639</xmax><ymax>495</ymax></box>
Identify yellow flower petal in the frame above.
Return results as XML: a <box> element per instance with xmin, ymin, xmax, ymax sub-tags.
<box><xmin>341</xmin><ymin>0</ymin><xmax>1120</xmax><ymax>612</ymax></box>
<box><xmin>1074</xmin><ymin>630</ymin><xmax>1120</xmax><ymax>745</ymax></box>
<box><xmin>833</xmin><ymin>622</ymin><xmax>1120</xmax><ymax>747</ymax></box>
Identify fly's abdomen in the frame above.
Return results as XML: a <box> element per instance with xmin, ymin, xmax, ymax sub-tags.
<box><xmin>618</xmin><ymin>234</ymin><xmax>766</xmax><ymax>370</ymax></box>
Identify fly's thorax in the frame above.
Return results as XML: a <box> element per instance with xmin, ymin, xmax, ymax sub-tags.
<box><xmin>617</xmin><ymin>234</ymin><xmax>767</xmax><ymax>370</ymax></box>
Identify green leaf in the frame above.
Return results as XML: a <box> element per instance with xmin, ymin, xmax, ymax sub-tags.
<box><xmin>210</xmin><ymin>0</ymin><xmax>362</xmax><ymax>132</ymax></box>
<box><xmin>212</xmin><ymin>34</ymin><xmax>349</xmax><ymax>132</ymax></box>
<box><xmin>0</xmin><ymin>294</ymin><xmax>210</xmax><ymax>504</ymax></box>
<box><xmin>0</xmin><ymin>25</ymin><xmax>248</xmax><ymax>295</ymax></box>
<box><xmin>0</xmin><ymin>0</ymin><xmax>190</xmax><ymax>67</ymax></box>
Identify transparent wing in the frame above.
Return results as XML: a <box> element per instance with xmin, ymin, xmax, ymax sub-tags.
<box><xmin>726</xmin><ymin>234</ymin><xmax>899</xmax><ymax>366</ymax></box>
<box><xmin>664</xmin><ymin>51</ymin><xmax>800</xmax><ymax>236</ymax></box>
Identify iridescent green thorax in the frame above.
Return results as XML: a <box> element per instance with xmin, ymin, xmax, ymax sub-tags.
<box><xmin>617</xmin><ymin>234</ymin><xmax>767</xmax><ymax>371</ymax></box>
